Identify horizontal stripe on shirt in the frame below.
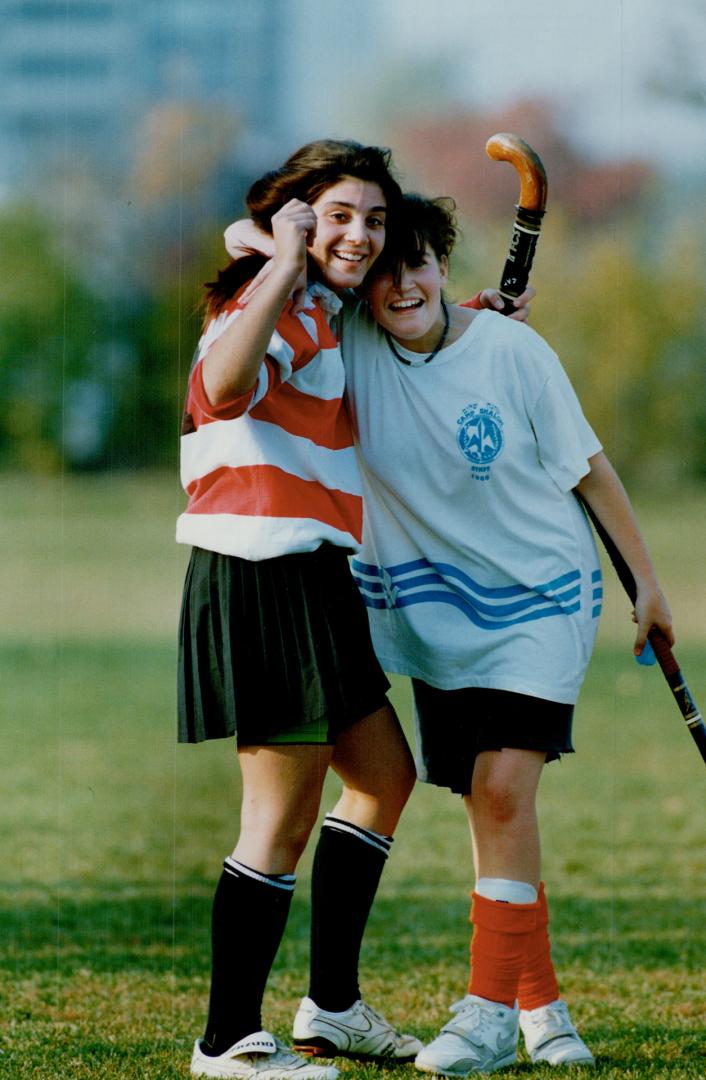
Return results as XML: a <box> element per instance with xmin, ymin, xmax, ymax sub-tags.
<box><xmin>176</xmin><ymin>512</ymin><xmax>360</xmax><ymax>560</ymax></box>
<box><xmin>180</xmin><ymin>414</ymin><xmax>361</xmax><ymax>493</ymax></box>
<box><xmin>185</xmin><ymin>464</ymin><xmax>362</xmax><ymax>536</ymax></box>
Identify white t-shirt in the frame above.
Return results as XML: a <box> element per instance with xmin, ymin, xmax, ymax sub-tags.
<box><xmin>341</xmin><ymin>306</ymin><xmax>603</xmax><ymax>704</ymax></box>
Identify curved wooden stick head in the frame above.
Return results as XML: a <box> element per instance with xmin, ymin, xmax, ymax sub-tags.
<box><xmin>486</xmin><ymin>132</ymin><xmax>548</xmax><ymax>213</ymax></box>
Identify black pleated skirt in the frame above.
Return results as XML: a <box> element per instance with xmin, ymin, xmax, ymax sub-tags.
<box><xmin>177</xmin><ymin>544</ymin><xmax>390</xmax><ymax>744</ymax></box>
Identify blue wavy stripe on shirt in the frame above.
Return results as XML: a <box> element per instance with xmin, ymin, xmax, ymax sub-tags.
<box><xmin>390</xmin><ymin>589</ymin><xmax>581</xmax><ymax>628</ymax></box>
<box><xmin>353</xmin><ymin>556</ymin><xmax>529</xmax><ymax>597</ymax></box>
<box><xmin>351</xmin><ymin>570</ymin><xmax>581</xmax><ymax>618</ymax></box>
<box><xmin>351</xmin><ymin>556</ymin><xmax>582</xmax><ymax>601</ymax></box>
<box><xmin>432</xmin><ymin>561</ymin><xmax>581</xmax><ymax>599</ymax></box>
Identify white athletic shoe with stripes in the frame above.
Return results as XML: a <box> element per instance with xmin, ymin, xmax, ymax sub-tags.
<box><xmin>414</xmin><ymin>995</ymin><xmax>519</xmax><ymax>1076</ymax></box>
<box><xmin>190</xmin><ymin>1031</ymin><xmax>339</xmax><ymax>1079</ymax></box>
<box><xmin>519</xmin><ymin>1000</ymin><xmax>595</xmax><ymax>1066</ymax></box>
<box><xmin>292</xmin><ymin>997</ymin><xmax>423</xmax><ymax>1060</ymax></box>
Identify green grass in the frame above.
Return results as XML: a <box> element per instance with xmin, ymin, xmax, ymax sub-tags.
<box><xmin>1</xmin><ymin>474</ymin><xmax>705</xmax><ymax>1078</ymax></box>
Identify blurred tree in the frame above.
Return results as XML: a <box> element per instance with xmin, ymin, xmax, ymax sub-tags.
<box><xmin>0</xmin><ymin>205</ymin><xmax>108</xmax><ymax>471</ymax></box>
<box><xmin>0</xmin><ymin>94</ymin><xmax>248</xmax><ymax>474</ymax></box>
<box><xmin>0</xmin><ymin>202</ymin><xmax>211</xmax><ymax>473</ymax></box>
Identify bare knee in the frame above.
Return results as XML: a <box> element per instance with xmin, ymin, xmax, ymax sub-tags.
<box><xmin>331</xmin><ymin>704</ymin><xmax>417</xmax><ymax>834</ymax></box>
<box><xmin>471</xmin><ymin>749</ymin><xmax>544</xmax><ymax>828</ymax></box>
<box><xmin>334</xmin><ymin>765</ymin><xmax>415</xmax><ymax>835</ymax></box>
<box><xmin>472</xmin><ymin>774</ymin><xmax>529</xmax><ymax>829</ymax></box>
<box><xmin>235</xmin><ymin>800</ymin><xmax>319</xmax><ymax>873</ymax></box>
<box><xmin>233</xmin><ymin>743</ymin><xmax>331</xmax><ymax>874</ymax></box>
<box><xmin>334</xmin><ymin>747</ymin><xmax>416</xmax><ymax>834</ymax></box>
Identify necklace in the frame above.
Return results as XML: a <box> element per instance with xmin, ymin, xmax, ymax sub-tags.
<box><xmin>385</xmin><ymin>300</ymin><xmax>450</xmax><ymax>366</ymax></box>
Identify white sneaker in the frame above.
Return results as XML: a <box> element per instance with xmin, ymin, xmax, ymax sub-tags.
<box><xmin>520</xmin><ymin>1000</ymin><xmax>595</xmax><ymax>1066</ymax></box>
<box><xmin>293</xmin><ymin>996</ymin><xmax>423</xmax><ymax>1060</ymax></box>
<box><xmin>415</xmin><ymin>995</ymin><xmax>519</xmax><ymax>1076</ymax></box>
<box><xmin>191</xmin><ymin>1031</ymin><xmax>340</xmax><ymax>1079</ymax></box>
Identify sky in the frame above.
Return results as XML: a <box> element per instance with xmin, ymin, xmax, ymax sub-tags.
<box><xmin>283</xmin><ymin>0</ymin><xmax>705</xmax><ymax>174</ymax></box>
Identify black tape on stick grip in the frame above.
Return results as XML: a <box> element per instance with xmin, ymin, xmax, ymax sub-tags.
<box><xmin>498</xmin><ymin>206</ymin><xmax>545</xmax><ymax>314</ymax></box>
<box><xmin>649</xmin><ymin>629</ymin><xmax>706</xmax><ymax>764</ymax></box>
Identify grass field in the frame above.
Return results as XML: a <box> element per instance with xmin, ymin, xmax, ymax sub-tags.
<box><xmin>1</xmin><ymin>474</ymin><xmax>704</xmax><ymax>1079</ymax></box>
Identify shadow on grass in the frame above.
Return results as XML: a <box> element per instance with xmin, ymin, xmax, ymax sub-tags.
<box><xmin>1</xmin><ymin>888</ymin><xmax>704</xmax><ymax>978</ymax></box>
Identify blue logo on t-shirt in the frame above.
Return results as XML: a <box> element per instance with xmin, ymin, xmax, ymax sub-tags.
<box><xmin>457</xmin><ymin>402</ymin><xmax>504</xmax><ymax>480</ymax></box>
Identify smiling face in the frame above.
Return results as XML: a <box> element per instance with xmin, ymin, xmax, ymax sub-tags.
<box><xmin>365</xmin><ymin>244</ymin><xmax>449</xmax><ymax>353</ymax></box>
<box><xmin>308</xmin><ymin>176</ymin><xmax>387</xmax><ymax>291</ymax></box>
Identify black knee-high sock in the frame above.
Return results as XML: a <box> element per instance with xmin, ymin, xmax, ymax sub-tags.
<box><xmin>202</xmin><ymin>857</ymin><xmax>295</xmax><ymax>1056</ymax></box>
<box><xmin>308</xmin><ymin>815</ymin><xmax>392</xmax><ymax>1012</ymax></box>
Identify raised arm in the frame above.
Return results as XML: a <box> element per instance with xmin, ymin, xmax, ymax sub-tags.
<box><xmin>203</xmin><ymin>200</ymin><xmax>316</xmax><ymax>406</ymax></box>
<box><xmin>576</xmin><ymin>451</ymin><xmax>674</xmax><ymax>656</ymax></box>
<box><xmin>224</xmin><ymin>219</ymin><xmax>275</xmax><ymax>260</ymax></box>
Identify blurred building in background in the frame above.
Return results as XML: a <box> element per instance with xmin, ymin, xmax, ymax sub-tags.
<box><xmin>0</xmin><ymin>0</ymin><xmax>286</xmax><ymax>195</ymax></box>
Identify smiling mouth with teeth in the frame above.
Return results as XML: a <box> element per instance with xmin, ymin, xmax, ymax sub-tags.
<box><xmin>389</xmin><ymin>299</ymin><xmax>423</xmax><ymax>311</ymax></box>
<box><xmin>334</xmin><ymin>251</ymin><xmax>366</xmax><ymax>262</ymax></box>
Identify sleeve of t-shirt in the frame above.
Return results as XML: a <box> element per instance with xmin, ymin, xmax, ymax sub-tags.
<box><xmin>528</xmin><ymin>345</ymin><xmax>602</xmax><ymax>492</ymax></box>
<box><xmin>187</xmin><ymin>358</ymin><xmax>259</xmax><ymax>424</ymax></box>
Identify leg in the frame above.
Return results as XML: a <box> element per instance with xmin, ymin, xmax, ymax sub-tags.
<box><xmin>465</xmin><ymin>747</ymin><xmax>545</xmax><ymax>886</ymax></box>
<box><xmin>294</xmin><ymin>703</ymin><xmax>422</xmax><ymax>1060</ymax></box>
<box><xmin>234</xmin><ymin>743</ymin><xmax>333</xmax><ymax>873</ymax></box>
<box><xmin>202</xmin><ymin>745</ymin><xmax>332</xmax><ymax>1058</ymax></box>
<box><xmin>465</xmin><ymin>752</ymin><xmax>563</xmax><ymax>1011</ymax></box>
<box><xmin>517</xmin><ymin>881</ymin><xmax>560</xmax><ymax>1010</ymax></box>
<box><xmin>465</xmin><ymin>751</ymin><xmax>593</xmax><ymax>1067</ymax></box>
<box><xmin>329</xmin><ymin>701</ymin><xmax>416</xmax><ymax>833</ymax></box>
<box><xmin>460</xmin><ymin>749</ymin><xmax>545</xmax><ymax>1008</ymax></box>
<box><xmin>316</xmin><ymin>704</ymin><xmax>416</xmax><ymax>1002</ymax></box>
<box><xmin>418</xmin><ymin>750</ymin><xmax>544</xmax><ymax>1077</ymax></box>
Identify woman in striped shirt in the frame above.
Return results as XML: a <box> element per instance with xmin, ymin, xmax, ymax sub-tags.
<box><xmin>179</xmin><ymin>140</ymin><xmax>424</xmax><ymax>1080</ymax></box>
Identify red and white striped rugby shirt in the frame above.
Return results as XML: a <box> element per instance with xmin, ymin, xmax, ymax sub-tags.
<box><xmin>176</xmin><ymin>283</ymin><xmax>363</xmax><ymax>560</ymax></box>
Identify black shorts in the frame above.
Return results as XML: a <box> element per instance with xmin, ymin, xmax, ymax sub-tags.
<box><xmin>412</xmin><ymin>680</ymin><xmax>574</xmax><ymax>795</ymax></box>
<box><xmin>177</xmin><ymin>544</ymin><xmax>390</xmax><ymax>745</ymax></box>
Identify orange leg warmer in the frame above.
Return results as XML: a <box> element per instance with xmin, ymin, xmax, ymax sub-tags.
<box><xmin>468</xmin><ymin>891</ymin><xmax>539</xmax><ymax>1008</ymax></box>
<box><xmin>516</xmin><ymin>882</ymin><xmax>561</xmax><ymax>1011</ymax></box>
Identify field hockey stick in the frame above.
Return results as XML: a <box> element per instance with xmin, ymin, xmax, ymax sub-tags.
<box><xmin>485</xmin><ymin>133</ymin><xmax>547</xmax><ymax>314</ymax></box>
<box><xmin>487</xmin><ymin>132</ymin><xmax>706</xmax><ymax>764</ymax></box>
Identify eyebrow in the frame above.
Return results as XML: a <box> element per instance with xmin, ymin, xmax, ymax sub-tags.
<box><xmin>321</xmin><ymin>201</ymin><xmax>387</xmax><ymax>213</ymax></box>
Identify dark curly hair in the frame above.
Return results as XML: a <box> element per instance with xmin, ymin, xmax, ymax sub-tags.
<box><xmin>380</xmin><ymin>193</ymin><xmax>459</xmax><ymax>286</ymax></box>
<box><xmin>204</xmin><ymin>139</ymin><xmax>402</xmax><ymax>316</ymax></box>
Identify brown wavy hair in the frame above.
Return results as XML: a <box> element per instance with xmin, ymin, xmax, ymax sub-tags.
<box><xmin>204</xmin><ymin>139</ymin><xmax>403</xmax><ymax>317</ymax></box>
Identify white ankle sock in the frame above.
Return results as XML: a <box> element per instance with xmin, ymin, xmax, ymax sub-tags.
<box><xmin>476</xmin><ymin>877</ymin><xmax>538</xmax><ymax>904</ymax></box>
